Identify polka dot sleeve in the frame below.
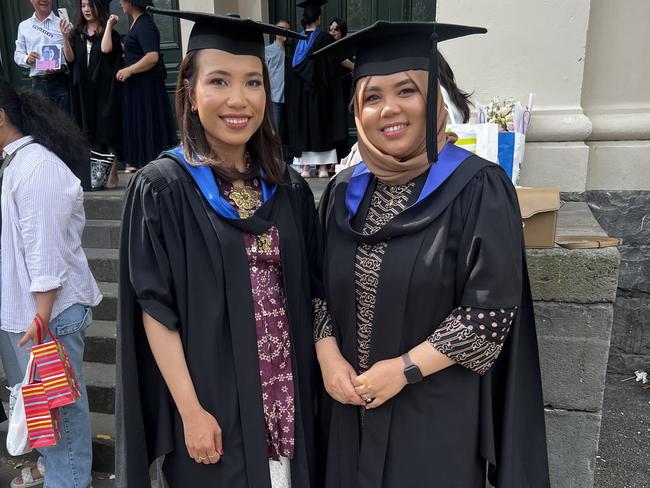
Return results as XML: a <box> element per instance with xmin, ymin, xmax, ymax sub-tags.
<box><xmin>427</xmin><ymin>306</ymin><xmax>517</xmax><ymax>375</ymax></box>
<box><xmin>313</xmin><ymin>297</ymin><xmax>335</xmax><ymax>343</ymax></box>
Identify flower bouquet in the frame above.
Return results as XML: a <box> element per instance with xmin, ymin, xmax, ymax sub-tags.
<box><xmin>476</xmin><ymin>94</ymin><xmax>534</xmax><ymax>184</ymax></box>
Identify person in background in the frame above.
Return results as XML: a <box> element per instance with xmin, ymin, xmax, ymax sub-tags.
<box><xmin>328</xmin><ymin>17</ymin><xmax>354</xmax><ymax>168</ymax></box>
<box><xmin>265</xmin><ymin>19</ymin><xmax>290</xmax><ymax>137</ymax></box>
<box><xmin>286</xmin><ymin>0</ymin><xmax>346</xmax><ymax>178</ymax></box>
<box><xmin>116</xmin><ymin>0</ymin><xmax>174</xmax><ymax>172</ymax></box>
<box><xmin>62</xmin><ymin>0</ymin><xmax>123</xmax><ymax>189</ymax></box>
<box><xmin>0</xmin><ymin>79</ymin><xmax>102</xmax><ymax>488</ymax></box>
<box><xmin>14</xmin><ymin>0</ymin><xmax>70</xmax><ymax>113</ymax></box>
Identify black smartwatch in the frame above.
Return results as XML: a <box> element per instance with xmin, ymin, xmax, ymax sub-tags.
<box><xmin>401</xmin><ymin>353</ymin><xmax>423</xmax><ymax>384</ymax></box>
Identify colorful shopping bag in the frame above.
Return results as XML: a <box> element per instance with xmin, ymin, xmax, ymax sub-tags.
<box><xmin>21</xmin><ymin>359</ymin><xmax>60</xmax><ymax>449</ymax></box>
<box><xmin>30</xmin><ymin>314</ymin><xmax>80</xmax><ymax>409</ymax></box>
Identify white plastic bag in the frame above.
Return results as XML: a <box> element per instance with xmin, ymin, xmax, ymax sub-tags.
<box><xmin>447</xmin><ymin>122</ymin><xmax>499</xmax><ymax>163</ymax></box>
<box><xmin>6</xmin><ymin>354</ymin><xmax>34</xmax><ymax>456</ymax></box>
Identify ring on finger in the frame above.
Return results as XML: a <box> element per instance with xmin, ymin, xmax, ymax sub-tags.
<box><xmin>207</xmin><ymin>452</ymin><xmax>218</xmax><ymax>459</ymax></box>
<box><xmin>198</xmin><ymin>456</ymin><xmax>207</xmax><ymax>461</ymax></box>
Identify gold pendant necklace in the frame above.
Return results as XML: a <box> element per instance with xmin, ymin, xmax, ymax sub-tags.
<box><xmin>229</xmin><ymin>185</ymin><xmax>272</xmax><ymax>253</ymax></box>
<box><xmin>229</xmin><ymin>186</ymin><xmax>260</xmax><ymax>219</ymax></box>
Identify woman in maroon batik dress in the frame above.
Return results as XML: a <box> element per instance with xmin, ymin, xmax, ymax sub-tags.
<box><xmin>117</xmin><ymin>9</ymin><xmax>324</xmax><ymax>488</ymax></box>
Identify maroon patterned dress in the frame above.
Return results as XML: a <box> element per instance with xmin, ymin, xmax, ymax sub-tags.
<box><xmin>220</xmin><ymin>177</ymin><xmax>295</xmax><ymax>461</ymax></box>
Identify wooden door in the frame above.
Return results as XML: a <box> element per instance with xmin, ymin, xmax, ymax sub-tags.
<box><xmin>268</xmin><ymin>0</ymin><xmax>435</xmax><ymax>30</ymax></box>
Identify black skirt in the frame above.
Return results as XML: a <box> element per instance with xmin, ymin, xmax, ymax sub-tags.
<box><xmin>122</xmin><ymin>73</ymin><xmax>175</xmax><ymax>168</ymax></box>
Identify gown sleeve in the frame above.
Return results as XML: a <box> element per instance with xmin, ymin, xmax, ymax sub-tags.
<box><xmin>313</xmin><ymin>177</ymin><xmax>339</xmax><ymax>343</ymax></box>
<box><xmin>124</xmin><ymin>171</ymin><xmax>181</xmax><ymax>331</ymax></box>
<box><xmin>428</xmin><ymin>166</ymin><xmax>524</xmax><ymax>374</ymax></box>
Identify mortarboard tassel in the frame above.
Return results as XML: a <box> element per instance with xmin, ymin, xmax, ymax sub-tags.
<box><xmin>426</xmin><ymin>32</ymin><xmax>439</xmax><ymax>164</ymax></box>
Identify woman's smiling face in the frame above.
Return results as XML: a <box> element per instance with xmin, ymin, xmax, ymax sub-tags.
<box><xmin>189</xmin><ymin>49</ymin><xmax>266</xmax><ymax>153</ymax></box>
<box><xmin>358</xmin><ymin>73</ymin><xmax>426</xmax><ymax>159</ymax></box>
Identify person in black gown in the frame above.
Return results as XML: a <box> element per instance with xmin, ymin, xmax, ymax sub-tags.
<box><xmin>285</xmin><ymin>0</ymin><xmax>346</xmax><ymax>178</ymax></box>
<box><xmin>62</xmin><ymin>0</ymin><xmax>123</xmax><ymax>188</ymax></box>
<box><xmin>116</xmin><ymin>0</ymin><xmax>173</xmax><ymax>172</ymax></box>
<box><xmin>117</xmin><ymin>8</ymin><xmax>324</xmax><ymax>487</ymax></box>
<box><xmin>312</xmin><ymin>22</ymin><xmax>550</xmax><ymax>488</ymax></box>
<box><xmin>328</xmin><ymin>18</ymin><xmax>353</xmax><ymax>165</ymax></box>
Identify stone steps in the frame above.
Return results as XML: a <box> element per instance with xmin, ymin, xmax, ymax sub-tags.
<box><xmin>94</xmin><ymin>282</ymin><xmax>118</xmax><ymax>322</ymax></box>
<box><xmin>86</xmin><ymin>249</ymin><xmax>119</xmax><ymax>283</ymax></box>
<box><xmin>83</xmin><ymin>220</ymin><xmax>121</xmax><ymax>250</ymax></box>
<box><xmin>84</xmin><ymin>362</ymin><xmax>116</xmax><ymax>415</ymax></box>
<box><xmin>80</xmin><ymin>182</ymin><xmax>127</xmax><ymax>474</ymax></box>
<box><xmin>85</xmin><ymin>320</ymin><xmax>117</xmax><ymax>364</ymax></box>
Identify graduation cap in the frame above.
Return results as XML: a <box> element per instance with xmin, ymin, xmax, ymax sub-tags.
<box><xmin>297</xmin><ymin>0</ymin><xmax>327</xmax><ymax>16</ymax></box>
<box><xmin>147</xmin><ymin>7</ymin><xmax>306</xmax><ymax>60</ymax></box>
<box><xmin>312</xmin><ymin>21</ymin><xmax>487</xmax><ymax>163</ymax></box>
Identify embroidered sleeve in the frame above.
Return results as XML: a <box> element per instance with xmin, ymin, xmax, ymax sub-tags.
<box><xmin>313</xmin><ymin>297</ymin><xmax>334</xmax><ymax>343</ymax></box>
<box><xmin>427</xmin><ymin>306</ymin><xmax>517</xmax><ymax>375</ymax></box>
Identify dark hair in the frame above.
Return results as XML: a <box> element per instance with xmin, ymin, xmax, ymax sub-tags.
<box><xmin>301</xmin><ymin>7</ymin><xmax>321</xmax><ymax>28</ymax></box>
<box><xmin>0</xmin><ymin>79</ymin><xmax>89</xmax><ymax>173</ymax></box>
<box><xmin>175</xmin><ymin>51</ymin><xmax>285</xmax><ymax>185</ymax></box>
<box><xmin>329</xmin><ymin>18</ymin><xmax>348</xmax><ymax>38</ymax></box>
<box><xmin>74</xmin><ymin>0</ymin><xmax>109</xmax><ymax>35</ymax></box>
<box><xmin>438</xmin><ymin>51</ymin><xmax>472</xmax><ymax>123</ymax></box>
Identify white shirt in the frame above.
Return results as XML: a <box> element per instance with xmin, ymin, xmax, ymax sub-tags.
<box><xmin>1</xmin><ymin>136</ymin><xmax>102</xmax><ymax>332</ymax></box>
<box><xmin>14</xmin><ymin>11</ymin><xmax>65</xmax><ymax>77</ymax></box>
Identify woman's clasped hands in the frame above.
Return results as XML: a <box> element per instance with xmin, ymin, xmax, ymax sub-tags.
<box><xmin>318</xmin><ymin>338</ymin><xmax>408</xmax><ymax>409</ymax></box>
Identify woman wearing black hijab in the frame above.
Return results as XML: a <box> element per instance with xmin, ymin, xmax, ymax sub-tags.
<box><xmin>312</xmin><ymin>21</ymin><xmax>550</xmax><ymax>488</ymax></box>
<box><xmin>117</xmin><ymin>8</ymin><xmax>324</xmax><ymax>488</ymax></box>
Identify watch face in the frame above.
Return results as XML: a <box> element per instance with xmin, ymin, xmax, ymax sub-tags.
<box><xmin>405</xmin><ymin>364</ymin><xmax>423</xmax><ymax>384</ymax></box>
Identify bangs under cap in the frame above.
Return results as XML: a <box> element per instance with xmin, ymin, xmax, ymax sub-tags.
<box><xmin>312</xmin><ymin>20</ymin><xmax>487</xmax><ymax>164</ymax></box>
<box><xmin>147</xmin><ymin>7</ymin><xmax>306</xmax><ymax>59</ymax></box>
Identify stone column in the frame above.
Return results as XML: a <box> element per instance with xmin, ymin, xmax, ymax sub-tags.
<box><xmin>581</xmin><ymin>0</ymin><xmax>650</xmax><ymax>374</ymax></box>
<box><xmin>436</xmin><ymin>0</ymin><xmax>593</xmax><ymax>194</ymax></box>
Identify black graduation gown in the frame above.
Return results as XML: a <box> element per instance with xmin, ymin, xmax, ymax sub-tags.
<box><xmin>116</xmin><ymin>156</ymin><xmax>324</xmax><ymax>487</ymax></box>
<box><xmin>286</xmin><ymin>31</ymin><xmax>347</xmax><ymax>158</ymax></box>
<box><xmin>319</xmin><ymin>156</ymin><xmax>550</xmax><ymax>488</ymax></box>
<box><xmin>69</xmin><ymin>30</ymin><xmax>123</xmax><ymax>148</ymax></box>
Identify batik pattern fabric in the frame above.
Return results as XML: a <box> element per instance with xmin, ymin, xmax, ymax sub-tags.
<box><xmin>220</xmin><ymin>177</ymin><xmax>295</xmax><ymax>461</ymax></box>
<box><xmin>427</xmin><ymin>306</ymin><xmax>516</xmax><ymax>375</ymax></box>
<box><xmin>313</xmin><ymin>297</ymin><xmax>334</xmax><ymax>342</ymax></box>
<box><xmin>354</xmin><ymin>180</ymin><xmax>415</xmax><ymax>372</ymax></box>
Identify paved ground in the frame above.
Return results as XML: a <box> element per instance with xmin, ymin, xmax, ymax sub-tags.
<box><xmin>594</xmin><ymin>373</ymin><xmax>650</xmax><ymax>488</ymax></box>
